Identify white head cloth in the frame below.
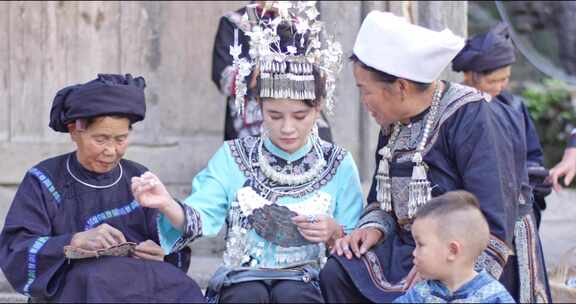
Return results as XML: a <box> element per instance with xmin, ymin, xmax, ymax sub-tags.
<box><xmin>353</xmin><ymin>11</ymin><xmax>465</xmax><ymax>83</ymax></box>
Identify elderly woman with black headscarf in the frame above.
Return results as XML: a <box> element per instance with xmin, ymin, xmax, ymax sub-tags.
<box><xmin>0</xmin><ymin>74</ymin><xmax>205</xmax><ymax>303</ymax></box>
<box><xmin>452</xmin><ymin>23</ymin><xmax>551</xmax><ymax>227</ymax></box>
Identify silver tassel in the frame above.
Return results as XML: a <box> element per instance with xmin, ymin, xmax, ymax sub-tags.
<box><xmin>376</xmin><ymin>147</ymin><xmax>392</xmax><ymax>211</ymax></box>
<box><xmin>408</xmin><ymin>153</ymin><xmax>431</xmax><ymax>218</ymax></box>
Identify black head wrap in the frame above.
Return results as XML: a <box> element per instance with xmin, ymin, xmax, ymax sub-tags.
<box><xmin>452</xmin><ymin>22</ymin><xmax>516</xmax><ymax>73</ymax></box>
<box><xmin>49</xmin><ymin>74</ymin><xmax>146</xmax><ymax>133</ymax></box>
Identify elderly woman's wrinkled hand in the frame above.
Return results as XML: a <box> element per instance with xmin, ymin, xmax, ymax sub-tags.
<box><xmin>131</xmin><ymin>171</ymin><xmax>174</xmax><ymax>211</ymax></box>
<box><xmin>330</xmin><ymin>227</ymin><xmax>383</xmax><ymax>260</ymax></box>
<box><xmin>133</xmin><ymin>240</ymin><xmax>165</xmax><ymax>262</ymax></box>
<box><xmin>70</xmin><ymin>223</ymin><xmax>127</xmax><ymax>251</ymax></box>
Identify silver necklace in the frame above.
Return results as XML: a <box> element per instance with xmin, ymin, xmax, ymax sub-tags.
<box><xmin>248</xmin><ymin>137</ymin><xmax>326</xmax><ymax>196</ymax></box>
<box><xmin>66</xmin><ymin>155</ymin><xmax>123</xmax><ymax>189</ymax></box>
<box><xmin>376</xmin><ymin>81</ymin><xmax>442</xmax><ymax>217</ymax></box>
<box><xmin>257</xmin><ymin>137</ymin><xmax>326</xmax><ymax>186</ymax></box>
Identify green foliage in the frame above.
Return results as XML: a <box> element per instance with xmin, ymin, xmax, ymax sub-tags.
<box><xmin>522</xmin><ymin>79</ymin><xmax>576</xmax><ymax>168</ymax></box>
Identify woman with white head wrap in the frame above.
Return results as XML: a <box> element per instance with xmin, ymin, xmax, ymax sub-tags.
<box><xmin>320</xmin><ymin>11</ymin><xmax>550</xmax><ymax>303</ymax></box>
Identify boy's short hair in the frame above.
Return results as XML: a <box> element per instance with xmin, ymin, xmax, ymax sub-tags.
<box><xmin>414</xmin><ymin>191</ymin><xmax>490</xmax><ymax>259</ymax></box>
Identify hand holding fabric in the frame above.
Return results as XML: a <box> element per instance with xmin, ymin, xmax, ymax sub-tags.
<box><xmin>330</xmin><ymin>227</ymin><xmax>383</xmax><ymax>260</ymax></box>
<box><xmin>548</xmin><ymin>147</ymin><xmax>576</xmax><ymax>191</ymax></box>
<box><xmin>134</xmin><ymin>240</ymin><xmax>165</xmax><ymax>262</ymax></box>
<box><xmin>69</xmin><ymin>223</ymin><xmax>127</xmax><ymax>251</ymax></box>
<box><xmin>292</xmin><ymin>214</ymin><xmax>339</xmax><ymax>244</ymax></box>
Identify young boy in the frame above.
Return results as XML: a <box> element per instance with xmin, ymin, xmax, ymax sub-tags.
<box><xmin>394</xmin><ymin>191</ymin><xmax>515</xmax><ymax>303</ymax></box>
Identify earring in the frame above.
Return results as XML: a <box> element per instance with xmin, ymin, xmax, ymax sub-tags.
<box><xmin>309</xmin><ymin>122</ymin><xmax>319</xmax><ymax>143</ymax></box>
<box><xmin>261</xmin><ymin>127</ymin><xmax>271</xmax><ymax>141</ymax></box>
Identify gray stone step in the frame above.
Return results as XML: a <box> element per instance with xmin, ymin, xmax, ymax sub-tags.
<box><xmin>0</xmin><ymin>292</ymin><xmax>26</xmax><ymax>303</ymax></box>
<box><xmin>0</xmin><ymin>271</ymin><xmax>14</xmax><ymax>294</ymax></box>
<box><xmin>187</xmin><ymin>255</ymin><xmax>223</xmax><ymax>289</ymax></box>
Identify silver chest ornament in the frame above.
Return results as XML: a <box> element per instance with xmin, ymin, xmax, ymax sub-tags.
<box><xmin>375</xmin><ymin>82</ymin><xmax>442</xmax><ymax>218</ymax></box>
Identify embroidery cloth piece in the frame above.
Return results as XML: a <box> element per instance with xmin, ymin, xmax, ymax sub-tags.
<box><xmin>63</xmin><ymin>242</ymin><xmax>137</xmax><ymax>259</ymax></box>
<box><xmin>251</xmin><ymin>204</ymin><xmax>313</xmax><ymax>247</ymax></box>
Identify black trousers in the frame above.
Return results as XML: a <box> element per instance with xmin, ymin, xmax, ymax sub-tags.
<box><xmin>319</xmin><ymin>258</ymin><xmax>370</xmax><ymax>303</ymax></box>
<box><xmin>219</xmin><ymin>279</ymin><xmax>324</xmax><ymax>303</ymax></box>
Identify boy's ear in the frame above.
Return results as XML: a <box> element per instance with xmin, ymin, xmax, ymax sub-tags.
<box><xmin>447</xmin><ymin>241</ymin><xmax>461</xmax><ymax>261</ymax></box>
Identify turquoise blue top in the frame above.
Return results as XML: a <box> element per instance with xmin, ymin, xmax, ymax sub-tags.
<box><xmin>158</xmin><ymin>136</ymin><xmax>363</xmax><ymax>269</ymax></box>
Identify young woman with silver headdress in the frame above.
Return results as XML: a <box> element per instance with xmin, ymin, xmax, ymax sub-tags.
<box><xmin>211</xmin><ymin>1</ymin><xmax>333</xmax><ymax>142</ymax></box>
<box><xmin>132</xmin><ymin>2</ymin><xmax>363</xmax><ymax>303</ymax></box>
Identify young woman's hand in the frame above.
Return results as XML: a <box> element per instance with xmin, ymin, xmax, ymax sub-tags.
<box><xmin>292</xmin><ymin>214</ymin><xmax>340</xmax><ymax>244</ymax></box>
<box><xmin>131</xmin><ymin>171</ymin><xmax>186</xmax><ymax>232</ymax></box>
<box><xmin>131</xmin><ymin>171</ymin><xmax>176</xmax><ymax>212</ymax></box>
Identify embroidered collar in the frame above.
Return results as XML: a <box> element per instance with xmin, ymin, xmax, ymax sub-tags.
<box><xmin>263</xmin><ymin>137</ymin><xmax>313</xmax><ymax>163</ymax></box>
<box><xmin>428</xmin><ymin>271</ymin><xmax>489</xmax><ymax>300</ymax></box>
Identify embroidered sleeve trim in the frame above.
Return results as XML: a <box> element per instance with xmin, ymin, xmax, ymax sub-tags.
<box><xmin>170</xmin><ymin>202</ymin><xmax>203</xmax><ymax>253</ymax></box>
<box><xmin>515</xmin><ymin>215</ymin><xmax>549</xmax><ymax>303</ymax></box>
<box><xmin>361</xmin><ymin>250</ymin><xmax>407</xmax><ymax>292</ymax></box>
<box><xmin>474</xmin><ymin>234</ymin><xmax>512</xmax><ymax>279</ymax></box>
<box><xmin>28</xmin><ymin>168</ymin><xmax>61</xmax><ymax>205</ymax></box>
<box><xmin>22</xmin><ymin>236</ymin><xmax>50</xmax><ymax>297</ymax></box>
<box><xmin>84</xmin><ymin>200</ymin><xmax>140</xmax><ymax>231</ymax></box>
<box><xmin>357</xmin><ymin>202</ymin><xmax>396</xmax><ymax>239</ymax></box>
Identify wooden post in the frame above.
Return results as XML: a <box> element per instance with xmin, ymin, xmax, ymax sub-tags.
<box><xmin>415</xmin><ymin>1</ymin><xmax>468</xmax><ymax>82</ymax></box>
<box><xmin>318</xmin><ymin>1</ymin><xmax>363</xmax><ymax>174</ymax></box>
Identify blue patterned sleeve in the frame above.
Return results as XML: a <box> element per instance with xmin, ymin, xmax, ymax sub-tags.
<box><xmin>332</xmin><ymin>152</ymin><xmax>364</xmax><ymax>233</ymax></box>
<box><xmin>158</xmin><ymin>143</ymin><xmax>242</xmax><ymax>254</ymax></box>
<box><xmin>0</xmin><ymin>171</ymin><xmax>72</xmax><ymax>298</ymax></box>
<box><xmin>496</xmin><ymin>292</ymin><xmax>516</xmax><ymax>303</ymax></box>
<box><xmin>392</xmin><ymin>282</ymin><xmax>426</xmax><ymax>303</ymax></box>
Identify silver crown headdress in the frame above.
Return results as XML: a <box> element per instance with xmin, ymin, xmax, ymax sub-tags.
<box><xmin>229</xmin><ymin>1</ymin><xmax>343</xmax><ymax>115</ymax></box>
